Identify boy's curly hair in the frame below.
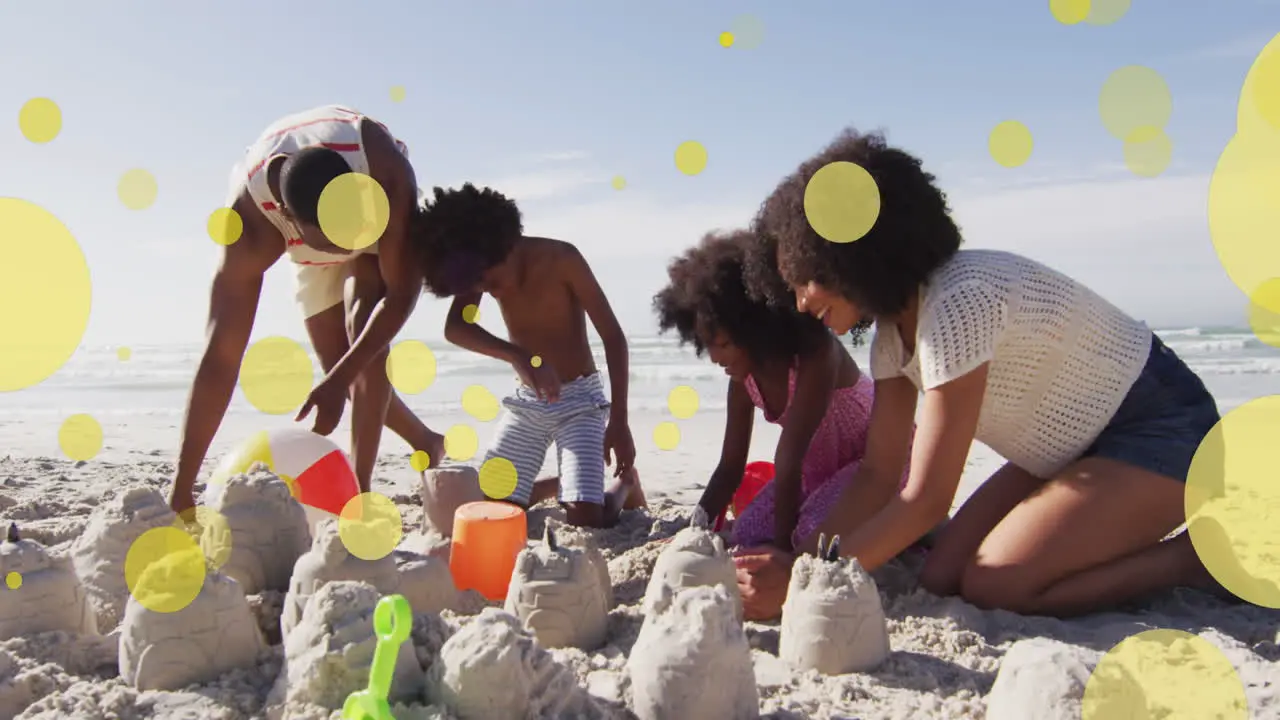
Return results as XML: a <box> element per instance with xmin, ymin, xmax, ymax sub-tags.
<box><xmin>653</xmin><ymin>229</ymin><xmax>833</xmax><ymax>364</ymax></box>
<box><xmin>753</xmin><ymin>127</ymin><xmax>963</xmax><ymax>319</ymax></box>
<box><xmin>412</xmin><ymin>183</ymin><xmax>524</xmax><ymax>297</ymax></box>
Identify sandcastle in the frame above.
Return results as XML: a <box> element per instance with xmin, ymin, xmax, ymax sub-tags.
<box><xmin>778</xmin><ymin>535</ymin><xmax>890</xmax><ymax>675</ymax></box>
<box><xmin>118</xmin><ymin>549</ymin><xmax>266</xmax><ymax>691</ymax></box>
<box><xmin>428</xmin><ymin>607</ymin><xmax>609</xmax><ymax>720</ymax></box>
<box><xmin>503</xmin><ymin>525</ymin><xmax>610</xmax><ymax>650</ymax></box>
<box><xmin>70</xmin><ymin>486</ymin><xmax>177</xmax><ymax>632</ymax></box>
<box><xmin>418</xmin><ymin>464</ymin><xmax>485</xmax><ymax>536</ymax></box>
<box><xmin>628</xmin><ymin>583</ymin><xmax>759</xmax><ymax>720</ymax></box>
<box><xmin>0</xmin><ymin>524</ymin><xmax>98</xmax><ymax>640</ymax></box>
<box><xmin>642</xmin><ymin>506</ymin><xmax>742</xmax><ymax>620</ymax></box>
<box><xmin>281</xmin><ymin>518</ymin><xmax>457</xmax><ymax>639</ymax></box>
<box><xmin>984</xmin><ymin>638</ymin><xmax>1128</xmax><ymax>720</ymax></box>
<box><xmin>200</xmin><ymin>467</ymin><xmax>313</xmax><ymax>595</ymax></box>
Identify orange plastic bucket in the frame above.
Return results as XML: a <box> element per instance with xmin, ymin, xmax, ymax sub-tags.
<box><xmin>448</xmin><ymin>501</ymin><xmax>528</xmax><ymax>601</ymax></box>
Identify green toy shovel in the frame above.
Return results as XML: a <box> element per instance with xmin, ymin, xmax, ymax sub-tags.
<box><xmin>342</xmin><ymin>593</ymin><xmax>413</xmax><ymax>720</ymax></box>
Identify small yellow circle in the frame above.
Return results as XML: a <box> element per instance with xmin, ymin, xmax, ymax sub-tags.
<box><xmin>668</xmin><ymin>386</ymin><xmax>699</xmax><ymax>419</ymax></box>
<box><xmin>238</xmin><ymin>336</ymin><xmax>314</xmax><ymax>414</ymax></box>
<box><xmin>118</xmin><ymin>169</ymin><xmax>158</xmax><ymax>211</ymax></box>
<box><xmin>719</xmin><ymin>31</ymin><xmax>735</xmax><ymax>48</ymax></box>
<box><xmin>729</xmin><ymin>14</ymin><xmax>766</xmax><ymax>49</ymax></box>
<box><xmin>339</xmin><ymin>492</ymin><xmax>403</xmax><ymax>561</ymax></box>
<box><xmin>389</xmin><ymin>85</ymin><xmax>406</xmax><ymax>103</ymax></box>
<box><xmin>207</xmin><ymin>207</ymin><xmax>243</xmax><ymax>246</ymax></box>
<box><xmin>1049</xmin><ymin>0</ymin><xmax>1091</xmax><ymax>25</ymax></box>
<box><xmin>18</xmin><ymin>98</ymin><xmax>61</xmax><ymax>144</ymax></box>
<box><xmin>444</xmin><ymin>424</ymin><xmax>479</xmax><ymax>461</ymax></box>
<box><xmin>116</xmin><ymin>347</ymin><xmax>131</xmax><ymax>362</ymax></box>
<box><xmin>0</xmin><ymin>199</ymin><xmax>92</xmax><ymax>392</ymax></box>
<box><xmin>1084</xmin><ymin>0</ymin><xmax>1129</xmax><ymax>25</ymax></box>
<box><xmin>175</xmin><ymin>507</ymin><xmax>233</xmax><ymax>570</ymax></box>
<box><xmin>653</xmin><ymin>422</ymin><xmax>680</xmax><ymax>451</ymax></box>
<box><xmin>410</xmin><ymin>450</ymin><xmax>432</xmax><ymax>473</ymax></box>
<box><xmin>462</xmin><ymin>385</ymin><xmax>501</xmax><ymax>422</ymax></box>
<box><xmin>124</xmin><ymin>526</ymin><xmax>207</xmax><ymax>613</ymax></box>
<box><xmin>58</xmin><ymin>413</ymin><xmax>103</xmax><ymax>461</ymax></box>
<box><xmin>1247</xmin><ymin>278</ymin><xmax>1280</xmax><ymax>348</ymax></box>
<box><xmin>1239</xmin><ymin>34</ymin><xmax>1280</xmax><ymax>135</ymax></box>
<box><xmin>674</xmin><ymin>141</ymin><xmax>708</xmax><ymax>176</ymax></box>
<box><xmin>988</xmin><ymin>120</ymin><xmax>1034</xmax><ymax>168</ymax></box>
<box><xmin>1185</xmin><ymin>396</ymin><xmax>1280</xmax><ymax>608</ymax></box>
<box><xmin>1099</xmin><ymin>65</ymin><xmax>1172</xmax><ymax>142</ymax></box>
<box><xmin>317</xmin><ymin>172</ymin><xmax>390</xmax><ymax>251</ymax></box>
<box><xmin>5</xmin><ymin>572</ymin><xmax>21</xmax><ymax>590</ymax></box>
<box><xmin>1207</xmin><ymin>131</ymin><xmax>1280</xmax><ymax>310</ymax></box>
<box><xmin>385</xmin><ymin>340</ymin><xmax>436</xmax><ymax>394</ymax></box>
<box><xmin>803</xmin><ymin>161</ymin><xmax>881</xmax><ymax>244</ymax></box>
<box><xmin>530</xmin><ymin>355</ymin><xmax>543</xmax><ymax>368</ymax></box>
<box><xmin>1123</xmin><ymin>126</ymin><xmax>1173</xmax><ymax>178</ymax></box>
<box><xmin>1082</xmin><ymin>629</ymin><xmax>1247</xmax><ymax>718</ymax></box>
<box><xmin>611</xmin><ymin>175</ymin><xmax>627</xmax><ymax>191</ymax></box>
<box><xmin>479</xmin><ymin>456</ymin><xmax>519</xmax><ymax>500</ymax></box>
<box><xmin>461</xmin><ymin>304</ymin><xmax>481</xmax><ymax>324</ymax></box>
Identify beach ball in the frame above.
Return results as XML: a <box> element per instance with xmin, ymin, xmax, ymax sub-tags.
<box><xmin>206</xmin><ymin>428</ymin><xmax>359</xmax><ymax>533</ymax></box>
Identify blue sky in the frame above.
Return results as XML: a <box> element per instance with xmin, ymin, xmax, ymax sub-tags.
<box><xmin>1</xmin><ymin>0</ymin><xmax>1276</xmax><ymax>346</ymax></box>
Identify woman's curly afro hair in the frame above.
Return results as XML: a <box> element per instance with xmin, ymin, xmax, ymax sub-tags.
<box><xmin>412</xmin><ymin>183</ymin><xmax>524</xmax><ymax>297</ymax></box>
<box><xmin>653</xmin><ymin>229</ymin><xmax>837</xmax><ymax>364</ymax></box>
<box><xmin>753</xmin><ymin>127</ymin><xmax>963</xmax><ymax>319</ymax></box>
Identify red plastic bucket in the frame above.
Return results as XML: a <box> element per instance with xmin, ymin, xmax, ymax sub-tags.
<box><xmin>714</xmin><ymin>461</ymin><xmax>775</xmax><ymax>531</ymax></box>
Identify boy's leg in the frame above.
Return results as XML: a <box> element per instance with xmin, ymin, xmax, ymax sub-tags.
<box><xmin>483</xmin><ymin>400</ymin><xmax>552</xmax><ymax>508</ymax></box>
<box><xmin>532</xmin><ymin>469</ymin><xmax>645</xmax><ymax>522</ymax></box>
<box><xmin>550</xmin><ymin>406</ymin><xmax>609</xmax><ymax>528</ymax></box>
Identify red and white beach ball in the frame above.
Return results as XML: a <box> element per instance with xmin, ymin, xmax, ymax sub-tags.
<box><xmin>206</xmin><ymin>428</ymin><xmax>359</xmax><ymax>533</ymax></box>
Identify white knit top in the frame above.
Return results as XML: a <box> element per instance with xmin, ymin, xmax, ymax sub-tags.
<box><xmin>870</xmin><ymin>249</ymin><xmax>1152</xmax><ymax>478</ymax></box>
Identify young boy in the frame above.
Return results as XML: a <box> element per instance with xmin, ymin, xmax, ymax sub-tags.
<box><xmin>414</xmin><ymin>183</ymin><xmax>645</xmax><ymax>528</ymax></box>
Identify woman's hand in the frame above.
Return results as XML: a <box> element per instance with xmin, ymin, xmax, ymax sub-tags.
<box><xmin>733</xmin><ymin>544</ymin><xmax>796</xmax><ymax>621</ymax></box>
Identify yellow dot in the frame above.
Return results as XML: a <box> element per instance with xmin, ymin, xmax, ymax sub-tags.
<box><xmin>5</xmin><ymin>572</ymin><xmax>21</xmax><ymax>590</ymax></box>
<box><xmin>611</xmin><ymin>175</ymin><xmax>626</xmax><ymax>191</ymax></box>
<box><xmin>1049</xmin><ymin>0</ymin><xmax>1091</xmax><ymax>25</ymax></box>
<box><xmin>124</xmin><ymin>526</ymin><xmax>207</xmax><ymax>613</ymax></box>
<box><xmin>1247</xmin><ymin>278</ymin><xmax>1280</xmax><ymax>348</ymax></box>
<box><xmin>530</xmin><ymin>355</ymin><xmax>543</xmax><ymax>368</ymax></box>
<box><xmin>1084</xmin><ymin>0</ymin><xmax>1129</xmax><ymax>25</ymax></box>
<box><xmin>207</xmin><ymin>207</ymin><xmax>243</xmax><ymax>246</ymax></box>
<box><xmin>462</xmin><ymin>385</ymin><xmax>501</xmax><ymax>422</ymax></box>
<box><xmin>116</xmin><ymin>347</ymin><xmax>131</xmax><ymax>362</ymax></box>
<box><xmin>803</xmin><ymin>161</ymin><xmax>881</xmax><ymax>244</ymax></box>
<box><xmin>719</xmin><ymin>31</ymin><xmax>735</xmax><ymax>48</ymax></box>
<box><xmin>1239</xmin><ymin>33</ymin><xmax>1280</xmax><ymax>135</ymax></box>
<box><xmin>1099</xmin><ymin>65</ymin><xmax>1172</xmax><ymax>142</ymax></box>
<box><xmin>444</xmin><ymin>424</ymin><xmax>479</xmax><ymax>461</ymax></box>
<box><xmin>174</xmin><ymin>507</ymin><xmax>233</xmax><ymax>570</ymax></box>
<box><xmin>18</xmin><ymin>98</ymin><xmax>61</xmax><ymax>144</ymax></box>
<box><xmin>389</xmin><ymin>85</ymin><xmax>406</xmax><ymax>103</ymax></box>
<box><xmin>385</xmin><ymin>340</ymin><xmax>436</xmax><ymax>394</ymax></box>
<box><xmin>339</xmin><ymin>492</ymin><xmax>403</xmax><ymax>561</ymax></box>
<box><xmin>461</xmin><ymin>304</ymin><xmax>481</xmax><ymax>324</ymax></box>
<box><xmin>1123</xmin><ymin>125</ymin><xmax>1173</xmax><ymax>178</ymax></box>
<box><xmin>0</xmin><ymin>199</ymin><xmax>92</xmax><ymax>392</ymax></box>
<box><xmin>653</xmin><ymin>422</ymin><xmax>680</xmax><ymax>451</ymax></box>
<box><xmin>118</xmin><ymin>169</ymin><xmax>158</xmax><ymax>211</ymax></box>
<box><xmin>238</xmin><ymin>336</ymin><xmax>314</xmax><ymax>415</ymax></box>
<box><xmin>316</xmin><ymin>172</ymin><xmax>390</xmax><ymax>251</ymax></box>
<box><xmin>1082</xmin><ymin>629</ymin><xmax>1247</xmax><ymax>718</ymax></box>
<box><xmin>674</xmin><ymin>141</ymin><xmax>708</xmax><ymax>176</ymax></box>
<box><xmin>1185</xmin><ymin>396</ymin><xmax>1280</xmax><ymax>608</ymax></box>
<box><xmin>479</xmin><ymin>456</ymin><xmax>519</xmax><ymax>500</ymax></box>
<box><xmin>729</xmin><ymin>14</ymin><xmax>766</xmax><ymax>50</ymax></box>
<box><xmin>410</xmin><ymin>450</ymin><xmax>432</xmax><ymax>473</ymax></box>
<box><xmin>58</xmin><ymin>413</ymin><xmax>102</xmax><ymax>461</ymax></box>
<box><xmin>668</xmin><ymin>386</ymin><xmax>699</xmax><ymax>419</ymax></box>
<box><xmin>1207</xmin><ymin>131</ymin><xmax>1280</xmax><ymax>310</ymax></box>
<box><xmin>988</xmin><ymin>120</ymin><xmax>1034</xmax><ymax>168</ymax></box>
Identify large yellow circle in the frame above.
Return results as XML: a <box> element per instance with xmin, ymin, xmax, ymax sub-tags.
<box><xmin>653</xmin><ymin>422</ymin><xmax>680</xmax><ymax>451</ymax></box>
<box><xmin>385</xmin><ymin>340</ymin><xmax>436</xmax><ymax>394</ymax></box>
<box><xmin>1081</xmin><ymin>629</ymin><xmax>1247</xmax><ymax>719</ymax></box>
<box><xmin>462</xmin><ymin>385</ymin><xmax>500</xmax><ymax>422</ymax></box>
<box><xmin>1247</xmin><ymin>278</ymin><xmax>1280</xmax><ymax>348</ymax></box>
<box><xmin>668</xmin><ymin>386</ymin><xmax>699</xmax><ymax>419</ymax></box>
<box><xmin>988</xmin><ymin>120</ymin><xmax>1034</xmax><ymax>168</ymax></box>
<box><xmin>124</xmin><ymin>526</ymin><xmax>207</xmax><ymax>614</ymax></box>
<box><xmin>1084</xmin><ymin>0</ymin><xmax>1129</xmax><ymax>25</ymax></box>
<box><xmin>0</xmin><ymin>198</ymin><xmax>92</xmax><ymax>392</ymax></box>
<box><xmin>58</xmin><ymin>413</ymin><xmax>102</xmax><ymax>461</ymax></box>
<box><xmin>1099</xmin><ymin>65</ymin><xmax>1172</xmax><ymax>142</ymax></box>
<box><xmin>1184</xmin><ymin>396</ymin><xmax>1280</xmax><ymax>608</ymax></box>
<box><xmin>1207</xmin><ymin>132</ymin><xmax>1280</xmax><ymax>313</ymax></box>
<box><xmin>18</xmin><ymin>98</ymin><xmax>61</xmax><ymax>144</ymax></box>
<box><xmin>1237</xmin><ymin>33</ymin><xmax>1280</xmax><ymax>135</ymax></box>
<box><xmin>118</xmin><ymin>169</ymin><xmax>158</xmax><ymax>211</ymax></box>
<box><xmin>803</xmin><ymin>161</ymin><xmax>881</xmax><ymax>244</ymax></box>
<box><xmin>1049</xmin><ymin>0</ymin><xmax>1090</xmax><ymax>25</ymax></box>
<box><xmin>238</xmin><ymin>336</ymin><xmax>314</xmax><ymax>414</ymax></box>
<box><xmin>316</xmin><ymin>173</ymin><xmax>390</xmax><ymax>251</ymax></box>
<box><xmin>674</xmin><ymin>141</ymin><xmax>708</xmax><ymax>176</ymax></box>
<box><xmin>1123</xmin><ymin>126</ymin><xmax>1173</xmax><ymax>178</ymax></box>
<box><xmin>175</xmin><ymin>507</ymin><xmax>234</xmax><ymax>570</ymax></box>
<box><xmin>444</xmin><ymin>424</ymin><xmax>479</xmax><ymax>461</ymax></box>
<box><xmin>479</xmin><ymin>456</ymin><xmax>519</xmax><ymax>500</ymax></box>
<box><xmin>339</xmin><ymin>492</ymin><xmax>403</xmax><ymax>561</ymax></box>
<box><xmin>207</xmin><ymin>207</ymin><xmax>243</xmax><ymax>246</ymax></box>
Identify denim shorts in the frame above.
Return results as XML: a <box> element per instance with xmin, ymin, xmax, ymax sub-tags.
<box><xmin>1082</xmin><ymin>334</ymin><xmax>1221</xmax><ymax>482</ymax></box>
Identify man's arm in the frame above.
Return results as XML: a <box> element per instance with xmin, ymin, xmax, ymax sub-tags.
<box><xmin>563</xmin><ymin>245</ymin><xmax>629</xmax><ymax>424</ymax></box>
<box><xmin>443</xmin><ymin>291</ymin><xmax>528</xmax><ymax>364</ymax></box>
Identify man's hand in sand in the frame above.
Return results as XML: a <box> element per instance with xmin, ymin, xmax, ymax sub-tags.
<box><xmin>169</xmin><ymin>484</ymin><xmax>197</xmax><ymax>520</ymax></box>
<box><xmin>295</xmin><ymin>371</ymin><xmax>349</xmax><ymax>436</ymax></box>
<box><xmin>734</xmin><ymin>544</ymin><xmax>795</xmax><ymax>621</ymax></box>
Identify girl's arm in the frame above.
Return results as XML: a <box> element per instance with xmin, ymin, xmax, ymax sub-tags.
<box><xmin>697</xmin><ymin>380</ymin><xmax>755</xmax><ymax>521</ymax></box>
<box><xmin>771</xmin><ymin>339</ymin><xmax>842</xmax><ymax>552</ymax></box>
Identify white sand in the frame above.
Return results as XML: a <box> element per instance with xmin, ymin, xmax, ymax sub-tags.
<box><xmin>0</xmin><ymin>447</ymin><xmax>1277</xmax><ymax>719</ymax></box>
